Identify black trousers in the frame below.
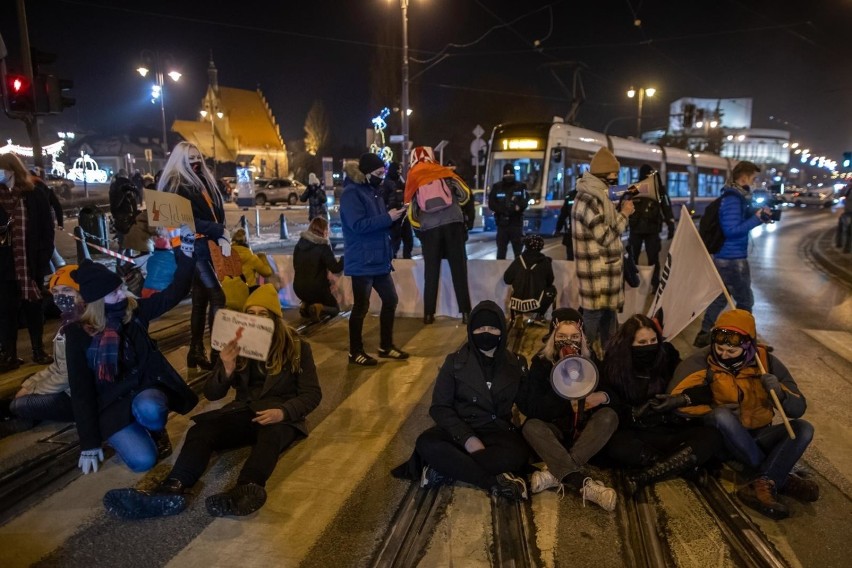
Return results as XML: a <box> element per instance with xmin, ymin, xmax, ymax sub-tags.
<box><xmin>415</xmin><ymin>426</ymin><xmax>529</xmax><ymax>490</ymax></box>
<box><xmin>0</xmin><ymin>279</ymin><xmax>45</xmax><ymax>356</ymax></box>
<box><xmin>420</xmin><ymin>223</ymin><xmax>472</xmax><ymax>316</ymax></box>
<box><xmin>169</xmin><ymin>407</ymin><xmax>300</xmax><ymax>487</ymax></box>
<box><xmin>349</xmin><ymin>273</ymin><xmax>397</xmax><ymax>353</ymax></box>
<box><xmin>390</xmin><ymin>218</ymin><xmax>414</xmax><ymax>259</ymax></box>
<box><xmin>628</xmin><ymin>231</ymin><xmax>662</xmax><ymax>289</ymax></box>
<box><xmin>605</xmin><ymin>424</ymin><xmax>723</xmax><ymax>467</ymax></box>
<box><xmin>496</xmin><ymin>225</ymin><xmax>524</xmax><ymax>260</ymax></box>
<box><xmin>190</xmin><ymin>260</ymin><xmax>225</xmax><ymax>349</ymax></box>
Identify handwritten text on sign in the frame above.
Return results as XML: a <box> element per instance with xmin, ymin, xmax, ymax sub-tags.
<box><xmin>211</xmin><ymin>309</ymin><xmax>275</xmax><ymax>362</ymax></box>
<box><xmin>145</xmin><ymin>189</ymin><xmax>196</xmax><ymax>231</ymax></box>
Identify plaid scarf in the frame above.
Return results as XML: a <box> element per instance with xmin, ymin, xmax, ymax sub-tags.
<box><xmin>86</xmin><ymin>301</ymin><xmax>127</xmax><ymax>382</ymax></box>
<box><xmin>0</xmin><ymin>186</ymin><xmax>41</xmax><ymax>302</ymax></box>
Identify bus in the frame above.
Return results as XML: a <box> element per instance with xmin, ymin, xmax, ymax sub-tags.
<box><xmin>483</xmin><ymin>118</ymin><xmax>732</xmax><ymax>235</ymax></box>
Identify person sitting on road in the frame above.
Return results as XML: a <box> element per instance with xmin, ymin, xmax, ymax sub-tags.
<box><xmin>503</xmin><ymin>234</ymin><xmax>556</xmax><ymax>325</ymax></box>
<box><xmin>293</xmin><ymin>217</ymin><xmax>344</xmax><ymax>322</ymax></box>
<box><xmin>0</xmin><ymin>266</ymin><xmax>84</xmax><ymax>438</ymax></box>
<box><xmin>64</xmin><ymin>228</ymin><xmax>198</xmax><ymax>475</ymax></box>
<box><xmin>394</xmin><ymin>301</ymin><xmax>530</xmax><ymax>500</ymax></box>
<box><xmin>665</xmin><ymin>309</ymin><xmax>818</xmax><ymax>519</ymax></box>
<box><xmin>103</xmin><ymin>284</ymin><xmax>322</xmax><ymax>519</ymax></box>
<box><xmin>516</xmin><ymin>308</ymin><xmax>619</xmax><ymax>511</ymax></box>
<box><xmin>232</xmin><ymin>228</ymin><xmax>274</xmax><ymax>292</ymax></box>
<box><xmin>600</xmin><ymin>314</ymin><xmax>723</xmax><ymax>495</ymax></box>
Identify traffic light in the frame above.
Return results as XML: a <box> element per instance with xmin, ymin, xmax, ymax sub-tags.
<box><xmin>3</xmin><ymin>72</ymin><xmax>35</xmax><ymax>113</ymax></box>
<box><xmin>45</xmin><ymin>76</ymin><xmax>74</xmax><ymax>113</ymax></box>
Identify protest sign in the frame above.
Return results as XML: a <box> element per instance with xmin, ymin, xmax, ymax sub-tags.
<box><xmin>145</xmin><ymin>189</ymin><xmax>196</xmax><ymax>231</ymax></box>
<box><xmin>211</xmin><ymin>309</ymin><xmax>275</xmax><ymax>362</ymax></box>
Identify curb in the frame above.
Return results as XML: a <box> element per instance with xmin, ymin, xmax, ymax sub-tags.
<box><xmin>809</xmin><ymin>227</ymin><xmax>852</xmax><ymax>285</ymax></box>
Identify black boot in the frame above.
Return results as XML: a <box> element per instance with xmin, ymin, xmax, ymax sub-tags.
<box><xmin>206</xmin><ymin>482</ymin><xmax>267</xmax><ymax>517</ymax></box>
<box><xmin>187</xmin><ymin>345</ymin><xmax>213</xmax><ymax>371</ymax></box>
<box><xmin>151</xmin><ymin>429</ymin><xmax>173</xmax><ymax>460</ymax></box>
<box><xmin>0</xmin><ymin>352</ymin><xmax>21</xmax><ymax>372</ymax></box>
<box><xmin>103</xmin><ymin>478</ymin><xmax>189</xmax><ymax>519</ymax></box>
<box><xmin>32</xmin><ymin>349</ymin><xmax>54</xmax><ymax>365</ymax></box>
<box><xmin>627</xmin><ymin>446</ymin><xmax>698</xmax><ymax>496</ymax></box>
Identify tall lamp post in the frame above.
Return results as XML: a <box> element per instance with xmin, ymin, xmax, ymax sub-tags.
<box><xmin>199</xmin><ymin>107</ymin><xmax>223</xmax><ymax>164</ymax></box>
<box><xmin>387</xmin><ymin>0</ymin><xmax>411</xmax><ymax>174</ymax></box>
<box><xmin>137</xmin><ymin>51</ymin><xmax>181</xmax><ymax>154</ymax></box>
<box><xmin>627</xmin><ymin>86</ymin><xmax>655</xmax><ymax>139</ymax></box>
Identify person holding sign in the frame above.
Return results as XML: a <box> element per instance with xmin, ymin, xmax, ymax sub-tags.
<box><xmin>158</xmin><ymin>142</ymin><xmax>228</xmax><ymax>371</ymax></box>
<box><xmin>64</xmin><ymin>226</ymin><xmax>198</xmax><ymax>476</ymax></box>
<box><xmin>103</xmin><ymin>284</ymin><xmax>322</xmax><ymax>519</ymax></box>
<box><xmin>516</xmin><ymin>308</ymin><xmax>619</xmax><ymax>511</ymax></box>
<box><xmin>666</xmin><ymin>310</ymin><xmax>817</xmax><ymax>519</ymax></box>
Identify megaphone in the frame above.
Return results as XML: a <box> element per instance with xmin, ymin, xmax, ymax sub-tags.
<box><xmin>549</xmin><ymin>355</ymin><xmax>598</xmax><ymax>400</ymax></box>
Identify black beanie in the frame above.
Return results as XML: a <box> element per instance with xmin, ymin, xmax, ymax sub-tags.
<box><xmin>71</xmin><ymin>260</ymin><xmax>123</xmax><ymax>303</ymax></box>
<box><xmin>503</xmin><ymin>164</ymin><xmax>515</xmax><ymax>176</ymax></box>
<box><xmin>542</xmin><ymin>307</ymin><xmax>583</xmax><ymax>342</ymax></box>
<box><xmin>359</xmin><ymin>153</ymin><xmax>386</xmax><ymax>175</ymax></box>
<box><xmin>639</xmin><ymin>164</ymin><xmax>653</xmax><ymax>180</ymax></box>
<box><xmin>471</xmin><ymin>308</ymin><xmax>502</xmax><ymax>332</ymax></box>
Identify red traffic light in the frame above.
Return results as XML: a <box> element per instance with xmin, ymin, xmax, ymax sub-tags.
<box><xmin>8</xmin><ymin>74</ymin><xmax>29</xmax><ymax>93</ymax></box>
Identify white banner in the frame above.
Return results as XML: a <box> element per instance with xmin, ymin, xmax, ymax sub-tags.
<box><xmin>647</xmin><ymin>205</ymin><xmax>725</xmax><ymax>339</ymax></box>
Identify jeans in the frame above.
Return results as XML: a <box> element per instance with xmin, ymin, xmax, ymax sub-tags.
<box><xmin>582</xmin><ymin>308</ymin><xmax>616</xmax><ymax>350</ymax></box>
<box><xmin>169</xmin><ymin>407</ymin><xmax>299</xmax><ymax>487</ymax></box>
<box><xmin>496</xmin><ymin>225</ymin><xmax>523</xmax><ymax>260</ymax></box>
<box><xmin>415</xmin><ymin>426</ymin><xmax>529</xmax><ymax>490</ymax></box>
<box><xmin>420</xmin><ymin>223</ymin><xmax>472</xmax><ymax>316</ymax></box>
<box><xmin>0</xmin><ymin>279</ymin><xmax>46</xmax><ymax>356</ymax></box>
<box><xmin>107</xmin><ymin>388</ymin><xmax>169</xmax><ymax>473</ymax></box>
<box><xmin>190</xmin><ymin>260</ymin><xmax>225</xmax><ymax>349</ymax></box>
<box><xmin>10</xmin><ymin>392</ymin><xmax>74</xmax><ymax>422</ymax></box>
<box><xmin>349</xmin><ymin>273</ymin><xmax>398</xmax><ymax>353</ymax></box>
<box><xmin>629</xmin><ymin>232</ymin><xmax>662</xmax><ymax>290</ymax></box>
<box><xmin>701</xmin><ymin>258</ymin><xmax>753</xmax><ymax>333</ymax></box>
<box><xmin>704</xmin><ymin>407</ymin><xmax>814</xmax><ymax>488</ymax></box>
<box><xmin>522</xmin><ymin>408</ymin><xmax>618</xmax><ymax>481</ymax></box>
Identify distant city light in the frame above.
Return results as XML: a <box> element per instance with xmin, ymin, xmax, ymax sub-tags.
<box><xmin>737</xmin><ymin>134</ymin><xmax>745</xmax><ymax>141</ymax></box>
<box><xmin>696</xmin><ymin>121</ymin><xmax>704</xmax><ymax>128</ymax></box>
<box><xmin>782</xmin><ymin>142</ymin><xmax>789</xmax><ymax>148</ymax></box>
<box><xmin>709</xmin><ymin>120</ymin><xmax>718</xmax><ymax>128</ymax></box>
<box><xmin>791</xmin><ymin>142</ymin><xmax>799</xmax><ymax>148</ymax></box>
<box><xmin>726</xmin><ymin>135</ymin><xmax>733</xmax><ymax>141</ymax></box>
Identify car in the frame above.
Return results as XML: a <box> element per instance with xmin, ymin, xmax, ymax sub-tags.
<box><xmin>791</xmin><ymin>189</ymin><xmax>836</xmax><ymax>208</ymax></box>
<box><xmin>45</xmin><ymin>174</ymin><xmax>76</xmax><ymax>199</ymax></box>
<box><xmin>253</xmin><ymin>178</ymin><xmax>307</xmax><ymax>206</ymax></box>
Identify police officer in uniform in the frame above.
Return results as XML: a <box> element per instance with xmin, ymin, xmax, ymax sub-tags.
<box><xmin>488</xmin><ymin>164</ymin><xmax>529</xmax><ymax>259</ymax></box>
<box><xmin>628</xmin><ymin>164</ymin><xmax>674</xmax><ymax>293</ymax></box>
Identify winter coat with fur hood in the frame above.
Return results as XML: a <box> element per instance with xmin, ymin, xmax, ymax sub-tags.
<box><xmin>293</xmin><ymin>230</ymin><xmax>344</xmax><ymax>300</ymax></box>
<box><xmin>339</xmin><ymin>162</ymin><xmax>393</xmax><ymax>276</ymax></box>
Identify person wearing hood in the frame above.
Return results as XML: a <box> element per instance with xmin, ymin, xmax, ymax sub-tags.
<box><xmin>600</xmin><ymin>314</ymin><xmax>722</xmax><ymax>496</ymax></box>
<box><xmin>381</xmin><ymin>161</ymin><xmax>413</xmax><ymax>259</ymax></box>
<box><xmin>666</xmin><ymin>309</ymin><xmax>817</xmax><ymax>519</ymax></box>
<box><xmin>410</xmin><ymin>301</ymin><xmax>530</xmax><ymax>500</ymax></box>
<box><xmin>503</xmin><ymin>234</ymin><xmax>556</xmax><ymax>322</ymax></box>
<box><xmin>300</xmin><ymin>173</ymin><xmax>328</xmax><ymax>222</ymax></box>
<box><xmin>339</xmin><ymin>153</ymin><xmax>408</xmax><ymax>366</ymax></box>
<box><xmin>231</xmin><ymin>228</ymin><xmax>274</xmax><ymax>292</ymax></box>
<box><xmin>404</xmin><ymin>147</ymin><xmax>473</xmax><ymax>325</ymax></box>
<box><xmin>693</xmin><ymin>161</ymin><xmax>773</xmax><ymax>348</ymax></box>
<box><xmin>516</xmin><ymin>308</ymin><xmax>619</xmax><ymax>510</ymax></box>
<box><xmin>627</xmin><ymin>165</ymin><xmax>675</xmax><ymax>294</ymax></box>
<box><xmin>293</xmin><ymin>217</ymin><xmax>344</xmax><ymax>321</ymax></box>
<box><xmin>571</xmin><ymin>147</ymin><xmax>635</xmax><ymax>352</ymax></box>
<box><xmin>488</xmin><ymin>163</ymin><xmax>529</xmax><ymax>259</ymax></box>
<box><xmin>64</xmin><ymin>227</ymin><xmax>198</xmax><ymax>476</ymax></box>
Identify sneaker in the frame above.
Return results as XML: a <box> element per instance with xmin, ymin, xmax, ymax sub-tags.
<box><xmin>378</xmin><ymin>346</ymin><xmax>409</xmax><ymax>360</ymax></box>
<box><xmin>206</xmin><ymin>483</ymin><xmax>267</xmax><ymax>517</ymax></box>
<box><xmin>491</xmin><ymin>472</ymin><xmax>528</xmax><ymax>501</ymax></box>
<box><xmin>780</xmin><ymin>472</ymin><xmax>819</xmax><ymax>503</ymax></box>
<box><xmin>693</xmin><ymin>331</ymin><xmax>711</xmax><ymax>348</ymax></box>
<box><xmin>103</xmin><ymin>484</ymin><xmax>188</xmax><ymax>520</ymax></box>
<box><xmin>420</xmin><ymin>466</ymin><xmax>452</xmax><ymax>489</ymax></box>
<box><xmin>581</xmin><ymin>477</ymin><xmax>617</xmax><ymax>512</ymax></box>
<box><xmin>349</xmin><ymin>351</ymin><xmax>378</xmax><ymax>366</ymax></box>
<box><xmin>736</xmin><ymin>476</ymin><xmax>789</xmax><ymax>520</ymax></box>
<box><xmin>530</xmin><ymin>469</ymin><xmax>562</xmax><ymax>494</ymax></box>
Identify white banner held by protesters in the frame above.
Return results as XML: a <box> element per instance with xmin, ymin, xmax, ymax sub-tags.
<box><xmin>211</xmin><ymin>309</ymin><xmax>274</xmax><ymax>362</ymax></box>
<box><xmin>647</xmin><ymin>205</ymin><xmax>725</xmax><ymax>339</ymax></box>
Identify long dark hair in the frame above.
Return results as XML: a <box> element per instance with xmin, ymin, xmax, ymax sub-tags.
<box><xmin>602</xmin><ymin>314</ymin><xmax>669</xmax><ymax>404</ymax></box>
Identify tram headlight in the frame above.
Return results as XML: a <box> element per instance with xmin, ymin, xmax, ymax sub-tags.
<box><xmin>528</xmin><ymin>198</ymin><xmax>536</xmax><ymax>205</ymax></box>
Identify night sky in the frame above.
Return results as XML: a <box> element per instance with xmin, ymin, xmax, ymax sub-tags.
<box><xmin>2</xmin><ymin>0</ymin><xmax>851</xmax><ymax>174</ymax></box>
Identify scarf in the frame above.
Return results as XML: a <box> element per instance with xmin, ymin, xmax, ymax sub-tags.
<box><xmin>576</xmin><ymin>171</ymin><xmax>618</xmax><ymax>228</ymax></box>
<box><xmin>87</xmin><ymin>300</ymin><xmax>127</xmax><ymax>382</ymax></box>
<box><xmin>403</xmin><ymin>162</ymin><xmax>467</xmax><ymax>204</ymax></box>
<box><xmin>0</xmin><ymin>185</ymin><xmax>40</xmax><ymax>302</ymax></box>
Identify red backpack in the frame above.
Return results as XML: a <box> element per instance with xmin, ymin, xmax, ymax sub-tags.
<box><xmin>415</xmin><ymin>178</ymin><xmax>454</xmax><ymax>212</ymax></box>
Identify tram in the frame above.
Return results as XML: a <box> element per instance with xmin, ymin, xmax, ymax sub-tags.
<box><xmin>483</xmin><ymin>118</ymin><xmax>732</xmax><ymax>235</ymax></box>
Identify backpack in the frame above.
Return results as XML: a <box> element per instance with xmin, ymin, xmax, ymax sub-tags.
<box><xmin>509</xmin><ymin>256</ymin><xmax>545</xmax><ymax>313</ymax></box>
<box><xmin>698</xmin><ymin>195</ymin><xmax>729</xmax><ymax>254</ymax></box>
<box><xmin>111</xmin><ymin>181</ymin><xmax>139</xmax><ymax>235</ymax></box>
<box><xmin>415</xmin><ymin>178</ymin><xmax>454</xmax><ymax>213</ymax></box>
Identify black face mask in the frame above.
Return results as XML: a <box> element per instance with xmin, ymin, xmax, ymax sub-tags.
<box><xmin>53</xmin><ymin>294</ymin><xmax>77</xmax><ymax>314</ymax></box>
<box><xmin>632</xmin><ymin>344</ymin><xmax>660</xmax><ymax>369</ymax></box>
<box><xmin>716</xmin><ymin>349</ymin><xmax>748</xmax><ymax>372</ymax></box>
<box><xmin>503</xmin><ymin>175</ymin><xmax>515</xmax><ymax>183</ymax></box>
<box><xmin>368</xmin><ymin>175</ymin><xmax>383</xmax><ymax>189</ymax></box>
<box><xmin>191</xmin><ymin>162</ymin><xmax>203</xmax><ymax>175</ymax></box>
<box><xmin>473</xmin><ymin>332</ymin><xmax>501</xmax><ymax>352</ymax></box>
<box><xmin>606</xmin><ymin>178</ymin><xmax>619</xmax><ymax>186</ymax></box>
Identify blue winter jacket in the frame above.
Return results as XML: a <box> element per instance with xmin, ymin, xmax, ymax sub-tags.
<box><xmin>340</xmin><ymin>165</ymin><xmax>393</xmax><ymax>276</ymax></box>
<box><xmin>716</xmin><ymin>185</ymin><xmax>761</xmax><ymax>260</ymax></box>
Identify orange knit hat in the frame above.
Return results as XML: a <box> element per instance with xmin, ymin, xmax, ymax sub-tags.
<box><xmin>48</xmin><ymin>265</ymin><xmax>80</xmax><ymax>291</ymax></box>
<box><xmin>713</xmin><ymin>309</ymin><xmax>756</xmax><ymax>339</ymax></box>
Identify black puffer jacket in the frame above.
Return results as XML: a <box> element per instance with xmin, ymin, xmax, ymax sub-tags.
<box><xmin>292</xmin><ymin>230</ymin><xmax>344</xmax><ymax>300</ymax></box>
<box><xmin>428</xmin><ymin>301</ymin><xmax>527</xmax><ymax>444</ymax></box>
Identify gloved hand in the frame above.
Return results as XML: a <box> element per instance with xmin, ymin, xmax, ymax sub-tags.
<box><xmin>218</xmin><ymin>228</ymin><xmax>231</xmax><ymax>257</ymax></box>
<box><xmin>667</xmin><ymin>222</ymin><xmax>675</xmax><ymax>240</ymax></box>
<box><xmin>632</xmin><ymin>400</ymin><xmax>654</xmax><ymax>420</ymax></box>
<box><xmin>179</xmin><ymin>224</ymin><xmax>195</xmax><ymax>257</ymax></box>
<box><xmin>761</xmin><ymin>374</ymin><xmax>785</xmax><ymax>401</ymax></box>
<box><xmin>649</xmin><ymin>393</ymin><xmax>690</xmax><ymax>413</ymax></box>
<box><xmin>78</xmin><ymin>448</ymin><xmax>104</xmax><ymax>474</ymax></box>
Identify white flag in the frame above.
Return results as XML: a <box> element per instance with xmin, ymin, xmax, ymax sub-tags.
<box><xmin>647</xmin><ymin>205</ymin><xmax>726</xmax><ymax>339</ymax></box>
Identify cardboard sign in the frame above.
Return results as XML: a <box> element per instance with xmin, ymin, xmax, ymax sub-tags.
<box><xmin>211</xmin><ymin>309</ymin><xmax>275</xmax><ymax>362</ymax></box>
<box><xmin>145</xmin><ymin>189</ymin><xmax>196</xmax><ymax>231</ymax></box>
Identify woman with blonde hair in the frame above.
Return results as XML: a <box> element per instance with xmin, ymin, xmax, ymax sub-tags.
<box><xmin>0</xmin><ymin>153</ymin><xmax>56</xmax><ymax>369</ymax></box>
<box><xmin>64</xmin><ymin>227</ymin><xmax>197</xmax><ymax>475</ymax></box>
<box><xmin>104</xmin><ymin>284</ymin><xmax>322</xmax><ymax>519</ymax></box>
<box><xmin>158</xmin><ymin>141</ymin><xmax>228</xmax><ymax>370</ymax></box>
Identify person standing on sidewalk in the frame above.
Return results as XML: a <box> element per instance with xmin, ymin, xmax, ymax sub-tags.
<box><xmin>340</xmin><ymin>154</ymin><xmax>408</xmax><ymax>366</ymax></box>
<box><xmin>694</xmin><ymin>161</ymin><xmax>773</xmax><ymax>347</ymax></box>
<box><xmin>627</xmin><ymin>165</ymin><xmax>674</xmax><ymax>294</ymax></box>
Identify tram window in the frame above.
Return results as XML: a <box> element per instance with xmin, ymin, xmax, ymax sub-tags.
<box><xmin>492</xmin><ymin>158</ymin><xmax>543</xmax><ymax>199</ymax></box>
<box><xmin>667</xmin><ymin>171</ymin><xmax>689</xmax><ymax>197</ymax></box>
<box><xmin>547</xmin><ymin>148</ymin><xmax>566</xmax><ymax>200</ymax></box>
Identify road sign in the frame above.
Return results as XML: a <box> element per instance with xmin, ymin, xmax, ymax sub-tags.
<box><xmin>470</xmin><ymin>138</ymin><xmax>487</xmax><ymax>159</ymax></box>
<box><xmin>144</xmin><ymin>148</ymin><xmax>153</xmax><ymax>162</ymax></box>
<box><xmin>473</xmin><ymin>124</ymin><xmax>485</xmax><ymax>139</ymax></box>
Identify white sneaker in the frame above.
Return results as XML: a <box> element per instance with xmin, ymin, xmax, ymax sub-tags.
<box><xmin>582</xmin><ymin>477</ymin><xmax>617</xmax><ymax>512</ymax></box>
<box><xmin>530</xmin><ymin>469</ymin><xmax>561</xmax><ymax>494</ymax></box>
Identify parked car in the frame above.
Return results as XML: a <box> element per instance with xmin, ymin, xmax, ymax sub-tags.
<box><xmin>791</xmin><ymin>189</ymin><xmax>836</xmax><ymax>208</ymax></box>
<box><xmin>45</xmin><ymin>174</ymin><xmax>75</xmax><ymax>199</ymax></box>
<box><xmin>253</xmin><ymin>178</ymin><xmax>306</xmax><ymax>206</ymax></box>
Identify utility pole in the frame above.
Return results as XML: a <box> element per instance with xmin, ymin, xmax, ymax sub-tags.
<box><xmin>400</xmin><ymin>0</ymin><xmax>410</xmax><ymax>175</ymax></box>
<box><xmin>16</xmin><ymin>0</ymin><xmax>43</xmax><ymax>169</ymax></box>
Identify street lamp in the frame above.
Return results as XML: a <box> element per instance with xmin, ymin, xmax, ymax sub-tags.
<box><xmin>387</xmin><ymin>0</ymin><xmax>412</xmax><ymax>174</ymax></box>
<box><xmin>199</xmin><ymin>105</ymin><xmax>224</xmax><ymax>165</ymax></box>
<box><xmin>137</xmin><ymin>50</ymin><xmax>181</xmax><ymax>153</ymax></box>
<box><xmin>627</xmin><ymin>86</ymin><xmax>655</xmax><ymax>138</ymax></box>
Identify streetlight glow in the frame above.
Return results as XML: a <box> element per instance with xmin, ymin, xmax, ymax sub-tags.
<box><xmin>645</xmin><ymin>87</ymin><xmax>656</xmax><ymax>97</ymax></box>
<box><xmin>199</xmin><ymin>109</ymin><xmax>208</xmax><ymax>118</ymax></box>
<box><xmin>137</xmin><ymin>66</ymin><xmax>149</xmax><ymax>77</ymax></box>
<box><xmin>709</xmin><ymin>120</ymin><xmax>718</xmax><ymax>128</ymax></box>
<box><xmin>737</xmin><ymin>134</ymin><xmax>745</xmax><ymax>141</ymax></box>
<box><xmin>627</xmin><ymin>87</ymin><xmax>636</xmax><ymax>98</ymax></box>
<box><xmin>782</xmin><ymin>142</ymin><xmax>789</xmax><ymax>148</ymax></box>
<box><xmin>791</xmin><ymin>142</ymin><xmax>799</xmax><ymax>148</ymax></box>
<box><xmin>167</xmin><ymin>71</ymin><xmax>182</xmax><ymax>82</ymax></box>
<box><xmin>696</xmin><ymin>121</ymin><xmax>704</xmax><ymax>128</ymax></box>
<box><xmin>216</xmin><ymin>111</ymin><xmax>224</xmax><ymax>119</ymax></box>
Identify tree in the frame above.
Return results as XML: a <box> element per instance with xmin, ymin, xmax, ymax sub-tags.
<box><xmin>304</xmin><ymin>100</ymin><xmax>330</xmax><ymax>156</ymax></box>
